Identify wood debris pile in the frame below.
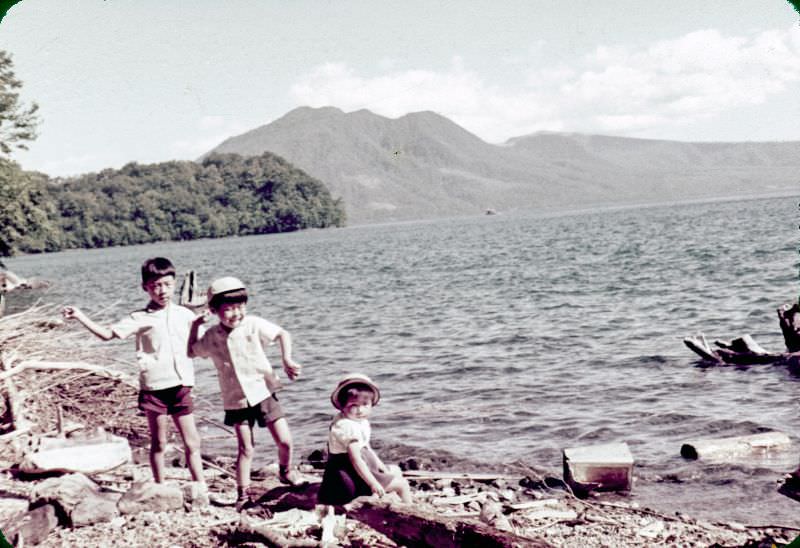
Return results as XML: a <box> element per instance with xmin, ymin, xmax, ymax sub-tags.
<box><xmin>0</xmin><ymin>304</ymin><xmax>145</xmax><ymax>464</ymax></box>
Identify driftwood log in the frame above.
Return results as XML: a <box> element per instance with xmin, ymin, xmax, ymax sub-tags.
<box><xmin>778</xmin><ymin>303</ymin><xmax>800</xmax><ymax>352</ymax></box>
<box><xmin>347</xmin><ymin>499</ymin><xmax>550</xmax><ymax>548</ymax></box>
<box><xmin>680</xmin><ymin>431</ymin><xmax>792</xmax><ymax>460</ymax></box>
<box><xmin>684</xmin><ymin>304</ymin><xmax>800</xmax><ymax>365</ymax></box>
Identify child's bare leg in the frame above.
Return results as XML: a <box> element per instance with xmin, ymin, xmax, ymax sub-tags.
<box><xmin>173</xmin><ymin>413</ymin><xmax>204</xmax><ymax>483</ymax></box>
<box><xmin>234</xmin><ymin>422</ymin><xmax>255</xmax><ymax>491</ymax></box>
<box><xmin>266</xmin><ymin>417</ymin><xmax>293</xmax><ymax>469</ymax></box>
<box><xmin>146</xmin><ymin>411</ymin><xmax>170</xmax><ymax>483</ymax></box>
<box><xmin>387</xmin><ymin>475</ymin><xmax>412</xmax><ymax>503</ymax></box>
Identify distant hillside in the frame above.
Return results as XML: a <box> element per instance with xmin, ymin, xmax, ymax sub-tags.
<box><xmin>208</xmin><ymin>107</ymin><xmax>800</xmax><ymax>224</ymax></box>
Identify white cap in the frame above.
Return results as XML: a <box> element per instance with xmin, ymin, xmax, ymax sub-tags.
<box><xmin>207</xmin><ymin>276</ymin><xmax>246</xmax><ymax>301</ymax></box>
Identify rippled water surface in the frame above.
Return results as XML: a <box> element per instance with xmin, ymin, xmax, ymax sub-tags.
<box><xmin>8</xmin><ymin>195</ymin><xmax>800</xmax><ymax>524</ymax></box>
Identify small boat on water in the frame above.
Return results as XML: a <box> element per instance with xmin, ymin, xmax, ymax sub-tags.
<box><xmin>485</xmin><ymin>208</ymin><xmax>498</xmax><ymax>215</ymax></box>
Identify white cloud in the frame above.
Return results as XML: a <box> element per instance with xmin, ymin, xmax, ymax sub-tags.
<box><xmin>289</xmin><ymin>26</ymin><xmax>800</xmax><ymax>142</ymax></box>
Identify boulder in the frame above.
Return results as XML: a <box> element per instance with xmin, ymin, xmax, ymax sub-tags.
<box><xmin>3</xmin><ymin>503</ymin><xmax>59</xmax><ymax>545</ymax></box>
<box><xmin>118</xmin><ymin>481</ymin><xmax>184</xmax><ymax>514</ymax></box>
<box><xmin>30</xmin><ymin>472</ymin><xmax>120</xmax><ymax>527</ymax></box>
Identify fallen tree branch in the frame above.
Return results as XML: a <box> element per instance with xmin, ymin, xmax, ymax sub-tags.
<box><xmin>0</xmin><ymin>361</ymin><xmax>133</xmax><ymax>384</ymax></box>
<box><xmin>348</xmin><ymin>498</ymin><xmax>549</xmax><ymax>548</ymax></box>
<box><xmin>237</xmin><ymin>515</ymin><xmax>320</xmax><ymax>547</ymax></box>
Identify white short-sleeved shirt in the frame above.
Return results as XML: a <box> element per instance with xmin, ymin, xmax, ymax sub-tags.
<box><xmin>111</xmin><ymin>302</ymin><xmax>196</xmax><ymax>391</ymax></box>
<box><xmin>190</xmin><ymin>315</ymin><xmax>282</xmax><ymax>410</ymax></box>
<box><xmin>327</xmin><ymin>414</ymin><xmax>371</xmax><ymax>455</ymax></box>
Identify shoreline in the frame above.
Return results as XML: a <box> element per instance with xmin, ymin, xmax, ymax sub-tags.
<box><xmin>1</xmin><ymin>305</ymin><xmax>799</xmax><ymax>546</ymax></box>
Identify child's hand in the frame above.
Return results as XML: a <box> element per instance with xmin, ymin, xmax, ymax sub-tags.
<box><xmin>371</xmin><ymin>483</ymin><xmax>386</xmax><ymax>497</ymax></box>
<box><xmin>62</xmin><ymin>306</ymin><xmax>83</xmax><ymax>321</ymax></box>
<box><xmin>283</xmin><ymin>358</ymin><xmax>302</xmax><ymax>380</ymax></box>
<box><xmin>193</xmin><ymin>309</ymin><xmax>212</xmax><ymax>324</ymax></box>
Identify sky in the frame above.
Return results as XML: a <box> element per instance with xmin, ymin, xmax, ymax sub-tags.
<box><xmin>0</xmin><ymin>0</ymin><xmax>799</xmax><ymax>177</ymax></box>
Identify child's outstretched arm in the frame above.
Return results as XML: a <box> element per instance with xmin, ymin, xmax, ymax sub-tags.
<box><xmin>347</xmin><ymin>442</ymin><xmax>385</xmax><ymax>497</ymax></box>
<box><xmin>187</xmin><ymin>310</ymin><xmax>210</xmax><ymax>358</ymax></box>
<box><xmin>274</xmin><ymin>329</ymin><xmax>302</xmax><ymax>380</ymax></box>
<box><xmin>62</xmin><ymin>306</ymin><xmax>116</xmax><ymax>341</ymax></box>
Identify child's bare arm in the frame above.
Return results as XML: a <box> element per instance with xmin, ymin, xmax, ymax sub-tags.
<box><xmin>274</xmin><ymin>329</ymin><xmax>302</xmax><ymax>380</ymax></box>
<box><xmin>62</xmin><ymin>306</ymin><xmax>116</xmax><ymax>341</ymax></box>
<box><xmin>187</xmin><ymin>311</ymin><xmax>209</xmax><ymax>358</ymax></box>
<box><xmin>364</xmin><ymin>446</ymin><xmax>388</xmax><ymax>473</ymax></box>
<box><xmin>348</xmin><ymin>443</ymin><xmax>385</xmax><ymax>497</ymax></box>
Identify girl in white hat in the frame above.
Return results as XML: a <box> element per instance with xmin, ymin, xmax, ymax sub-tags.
<box><xmin>317</xmin><ymin>374</ymin><xmax>411</xmax><ymax>505</ymax></box>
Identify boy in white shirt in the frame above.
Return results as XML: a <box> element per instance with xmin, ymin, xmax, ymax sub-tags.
<box><xmin>188</xmin><ymin>277</ymin><xmax>302</xmax><ymax>510</ymax></box>
<box><xmin>63</xmin><ymin>257</ymin><xmax>206</xmax><ymax>495</ymax></box>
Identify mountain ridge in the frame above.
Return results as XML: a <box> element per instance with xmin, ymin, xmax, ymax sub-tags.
<box><xmin>207</xmin><ymin>107</ymin><xmax>800</xmax><ymax>224</ymax></box>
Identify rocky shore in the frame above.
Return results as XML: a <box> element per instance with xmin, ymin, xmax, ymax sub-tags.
<box><xmin>1</xmin><ymin>305</ymin><xmax>799</xmax><ymax>546</ymax></box>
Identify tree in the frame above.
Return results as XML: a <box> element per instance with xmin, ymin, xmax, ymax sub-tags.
<box><xmin>0</xmin><ymin>50</ymin><xmax>39</xmax><ymax>155</ymax></box>
<box><xmin>0</xmin><ymin>159</ymin><xmax>53</xmax><ymax>255</ymax></box>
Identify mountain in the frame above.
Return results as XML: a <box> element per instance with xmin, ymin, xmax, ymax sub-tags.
<box><xmin>207</xmin><ymin>107</ymin><xmax>800</xmax><ymax>224</ymax></box>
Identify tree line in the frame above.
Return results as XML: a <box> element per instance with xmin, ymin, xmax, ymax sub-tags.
<box><xmin>0</xmin><ymin>50</ymin><xmax>345</xmax><ymax>256</ymax></box>
<box><xmin>0</xmin><ymin>152</ymin><xmax>346</xmax><ymax>256</ymax></box>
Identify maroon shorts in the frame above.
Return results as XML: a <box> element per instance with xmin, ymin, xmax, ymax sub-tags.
<box><xmin>224</xmin><ymin>394</ymin><xmax>284</xmax><ymax>427</ymax></box>
<box><xmin>138</xmin><ymin>385</ymin><xmax>194</xmax><ymax>417</ymax></box>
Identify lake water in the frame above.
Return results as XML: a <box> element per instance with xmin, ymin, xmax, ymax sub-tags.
<box><xmin>6</xmin><ymin>194</ymin><xmax>800</xmax><ymax>525</ymax></box>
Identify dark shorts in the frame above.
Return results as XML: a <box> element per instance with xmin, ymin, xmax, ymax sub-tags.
<box><xmin>318</xmin><ymin>449</ymin><xmax>394</xmax><ymax>505</ymax></box>
<box><xmin>224</xmin><ymin>393</ymin><xmax>284</xmax><ymax>427</ymax></box>
<box><xmin>138</xmin><ymin>385</ymin><xmax>194</xmax><ymax>417</ymax></box>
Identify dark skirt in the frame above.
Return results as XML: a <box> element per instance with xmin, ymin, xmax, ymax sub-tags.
<box><xmin>317</xmin><ymin>449</ymin><xmax>394</xmax><ymax>505</ymax></box>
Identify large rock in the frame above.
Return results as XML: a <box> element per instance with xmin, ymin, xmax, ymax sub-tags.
<box><xmin>3</xmin><ymin>503</ymin><xmax>59</xmax><ymax>545</ymax></box>
<box><xmin>117</xmin><ymin>481</ymin><xmax>184</xmax><ymax>514</ymax></box>
<box><xmin>30</xmin><ymin>472</ymin><xmax>120</xmax><ymax>527</ymax></box>
<box><xmin>71</xmin><ymin>491</ymin><xmax>121</xmax><ymax>527</ymax></box>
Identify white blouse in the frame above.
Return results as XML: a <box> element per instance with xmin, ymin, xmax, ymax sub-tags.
<box><xmin>328</xmin><ymin>415</ymin><xmax>371</xmax><ymax>454</ymax></box>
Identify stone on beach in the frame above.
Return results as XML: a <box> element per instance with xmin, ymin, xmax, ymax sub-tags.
<box><xmin>29</xmin><ymin>472</ymin><xmax>121</xmax><ymax>527</ymax></box>
<box><xmin>117</xmin><ymin>481</ymin><xmax>184</xmax><ymax>514</ymax></box>
<box><xmin>2</xmin><ymin>503</ymin><xmax>59</xmax><ymax>545</ymax></box>
<box><xmin>562</xmin><ymin>442</ymin><xmax>634</xmax><ymax>495</ymax></box>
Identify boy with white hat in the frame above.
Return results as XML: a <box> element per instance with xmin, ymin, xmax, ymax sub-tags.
<box><xmin>188</xmin><ymin>276</ymin><xmax>303</xmax><ymax>510</ymax></box>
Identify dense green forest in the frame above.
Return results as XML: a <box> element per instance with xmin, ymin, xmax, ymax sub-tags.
<box><xmin>0</xmin><ymin>152</ymin><xmax>346</xmax><ymax>256</ymax></box>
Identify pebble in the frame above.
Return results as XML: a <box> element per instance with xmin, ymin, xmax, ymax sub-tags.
<box><xmin>434</xmin><ymin>479</ymin><xmax>452</xmax><ymax>490</ymax></box>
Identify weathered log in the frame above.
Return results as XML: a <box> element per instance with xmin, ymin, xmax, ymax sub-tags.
<box><xmin>237</xmin><ymin>514</ymin><xmax>320</xmax><ymax>548</ymax></box>
<box><xmin>348</xmin><ymin>499</ymin><xmax>550</xmax><ymax>548</ymax></box>
<box><xmin>0</xmin><ymin>360</ymin><xmax>135</xmax><ymax>383</ymax></box>
<box><xmin>684</xmin><ymin>334</ymin><xmax>799</xmax><ymax>366</ymax></box>
<box><xmin>778</xmin><ymin>304</ymin><xmax>800</xmax><ymax>352</ymax></box>
<box><xmin>402</xmin><ymin>471</ymin><xmax>521</xmax><ymax>482</ymax></box>
<box><xmin>680</xmin><ymin>431</ymin><xmax>791</xmax><ymax>460</ymax></box>
<box><xmin>0</xmin><ymin>352</ymin><xmax>29</xmax><ymax>436</ymax></box>
<box><xmin>713</xmin><ymin>334</ymin><xmax>768</xmax><ymax>354</ymax></box>
<box><xmin>507</xmin><ymin>499</ymin><xmax>559</xmax><ymax>512</ymax></box>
